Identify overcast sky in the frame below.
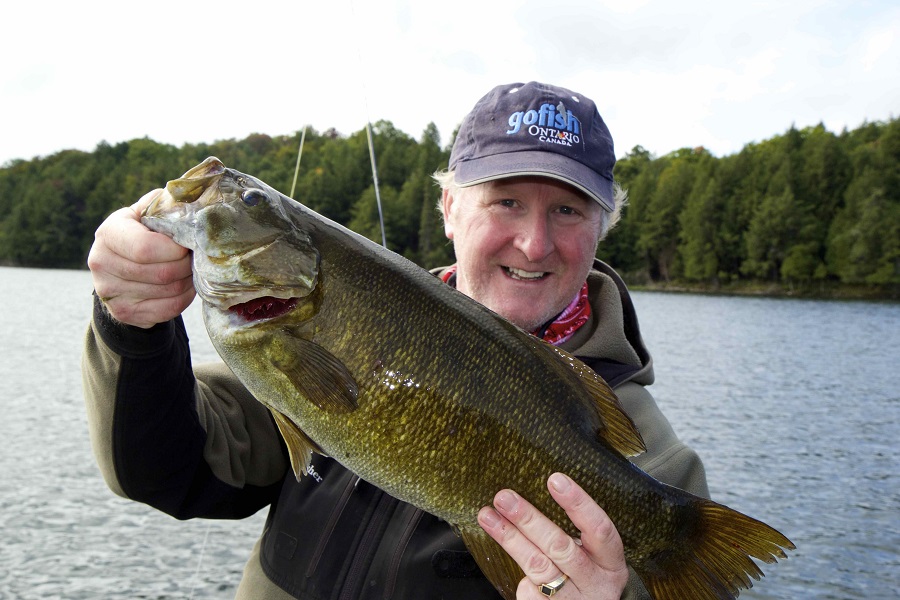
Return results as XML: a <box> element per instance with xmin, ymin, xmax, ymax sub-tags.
<box><xmin>2</xmin><ymin>0</ymin><xmax>897</xmax><ymax>168</ymax></box>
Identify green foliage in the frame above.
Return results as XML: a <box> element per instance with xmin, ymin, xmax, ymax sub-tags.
<box><xmin>1</xmin><ymin>117</ymin><xmax>897</xmax><ymax>294</ymax></box>
<box><xmin>826</xmin><ymin>119</ymin><xmax>900</xmax><ymax>284</ymax></box>
<box><xmin>0</xmin><ymin>122</ymin><xmax>451</xmax><ymax>269</ymax></box>
<box><xmin>605</xmin><ymin>119</ymin><xmax>897</xmax><ymax>291</ymax></box>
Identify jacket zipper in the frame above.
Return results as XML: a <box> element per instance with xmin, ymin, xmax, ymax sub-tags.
<box><xmin>339</xmin><ymin>490</ymin><xmax>397</xmax><ymax>600</ymax></box>
<box><xmin>305</xmin><ymin>474</ymin><xmax>361</xmax><ymax>578</ymax></box>
<box><xmin>383</xmin><ymin>508</ymin><xmax>424</xmax><ymax>600</ymax></box>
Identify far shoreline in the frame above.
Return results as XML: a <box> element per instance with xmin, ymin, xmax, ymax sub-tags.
<box><xmin>3</xmin><ymin>263</ymin><xmax>898</xmax><ymax>303</ymax></box>
<box><xmin>626</xmin><ymin>278</ymin><xmax>900</xmax><ymax>303</ymax></box>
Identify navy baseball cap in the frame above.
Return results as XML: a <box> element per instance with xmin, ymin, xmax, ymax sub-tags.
<box><xmin>449</xmin><ymin>81</ymin><xmax>616</xmax><ymax>212</ymax></box>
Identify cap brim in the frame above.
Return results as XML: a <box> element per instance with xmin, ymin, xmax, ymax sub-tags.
<box><xmin>454</xmin><ymin>151</ymin><xmax>614</xmax><ymax>212</ymax></box>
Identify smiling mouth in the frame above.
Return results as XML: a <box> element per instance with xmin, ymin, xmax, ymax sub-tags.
<box><xmin>504</xmin><ymin>266</ymin><xmax>548</xmax><ymax>281</ymax></box>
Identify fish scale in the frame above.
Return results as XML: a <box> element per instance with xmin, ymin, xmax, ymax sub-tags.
<box><xmin>142</xmin><ymin>156</ymin><xmax>794</xmax><ymax>600</ymax></box>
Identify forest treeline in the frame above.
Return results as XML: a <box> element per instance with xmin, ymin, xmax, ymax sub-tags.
<box><xmin>1</xmin><ymin>117</ymin><xmax>897</xmax><ymax>295</ymax></box>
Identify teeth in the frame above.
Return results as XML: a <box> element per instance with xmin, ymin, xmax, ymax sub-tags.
<box><xmin>506</xmin><ymin>266</ymin><xmax>546</xmax><ymax>280</ymax></box>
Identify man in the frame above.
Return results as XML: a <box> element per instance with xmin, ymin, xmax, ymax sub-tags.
<box><xmin>83</xmin><ymin>81</ymin><xmax>708</xmax><ymax>599</ymax></box>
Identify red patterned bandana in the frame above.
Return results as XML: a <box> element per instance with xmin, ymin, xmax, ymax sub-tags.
<box><xmin>440</xmin><ymin>266</ymin><xmax>591</xmax><ymax>346</ymax></box>
<box><xmin>533</xmin><ymin>282</ymin><xmax>591</xmax><ymax>345</ymax></box>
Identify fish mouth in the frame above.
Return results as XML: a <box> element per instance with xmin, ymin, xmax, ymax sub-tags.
<box><xmin>503</xmin><ymin>266</ymin><xmax>548</xmax><ymax>281</ymax></box>
<box><xmin>228</xmin><ymin>296</ymin><xmax>300</xmax><ymax>322</ymax></box>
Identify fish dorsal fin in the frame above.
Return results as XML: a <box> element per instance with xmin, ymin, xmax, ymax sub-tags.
<box><xmin>271</xmin><ymin>335</ymin><xmax>359</xmax><ymax>414</ymax></box>
<box><xmin>542</xmin><ymin>342</ymin><xmax>646</xmax><ymax>457</ymax></box>
<box><xmin>460</xmin><ymin>526</ymin><xmax>523</xmax><ymax>600</ymax></box>
<box><xmin>268</xmin><ymin>407</ymin><xmax>325</xmax><ymax>481</ymax></box>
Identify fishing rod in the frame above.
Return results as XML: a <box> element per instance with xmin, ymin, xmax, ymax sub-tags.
<box><xmin>365</xmin><ymin>121</ymin><xmax>388</xmax><ymax>249</ymax></box>
<box><xmin>288</xmin><ymin>0</ymin><xmax>389</xmax><ymax>251</ymax></box>
<box><xmin>286</xmin><ymin>121</ymin><xmax>388</xmax><ymax>250</ymax></box>
<box><xmin>289</xmin><ymin>125</ymin><xmax>307</xmax><ymax>200</ymax></box>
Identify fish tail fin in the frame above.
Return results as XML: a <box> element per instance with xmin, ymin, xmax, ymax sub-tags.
<box><xmin>638</xmin><ymin>500</ymin><xmax>795</xmax><ymax>600</ymax></box>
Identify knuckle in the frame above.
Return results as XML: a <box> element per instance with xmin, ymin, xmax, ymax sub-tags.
<box><xmin>514</xmin><ymin>506</ymin><xmax>538</xmax><ymax>528</ymax></box>
<box><xmin>129</xmin><ymin>236</ymin><xmax>160</xmax><ymax>265</ymax></box>
<box><xmin>611</xmin><ymin>565</ymin><xmax>629</xmax><ymax>587</ymax></box>
<box><xmin>106</xmin><ymin>300</ymin><xmax>135</xmax><ymax>323</ymax></box>
<box><xmin>590</xmin><ymin>512</ymin><xmax>618</xmax><ymax>545</ymax></box>
<box><xmin>547</xmin><ymin>532</ymin><xmax>577</xmax><ymax>559</ymax></box>
<box><xmin>153</xmin><ymin>262</ymin><xmax>179</xmax><ymax>285</ymax></box>
<box><xmin>525</xmin><ymin>549</ymin><xmax>554</xmax><ymax>575</ymax></box>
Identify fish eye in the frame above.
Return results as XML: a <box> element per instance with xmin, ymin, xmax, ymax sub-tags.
<box><xmin>241</xmin><ymin>189</ymin><xmax>267</xmax><ymax>207</ymax></box>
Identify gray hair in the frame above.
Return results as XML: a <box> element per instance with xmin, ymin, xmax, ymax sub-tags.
<box><xmin>431</xmin><ymin>170</ymin><xmax>627</xmax><ymax>241</ymax></box>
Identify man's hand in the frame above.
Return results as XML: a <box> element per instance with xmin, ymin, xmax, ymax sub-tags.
<box><xmin>478</xmin><ymin>472</ymin><xmax>629</xmax><ymax>599</ymax></box>
<box><xmin>87</xmin><ymin>189</ymin><xmax>195</xmax><ymax>328</ymax></box>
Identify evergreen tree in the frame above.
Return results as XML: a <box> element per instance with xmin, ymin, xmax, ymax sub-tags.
<box><xmin>0</xmin><ymin>115</ymin><xmax>895</xmax><ymax>294</ymax></box>
<box><xmin>636</xmin><ymin>150</ymin><xmax>699</xmax><ymax>281</ymax></box>
<box><xmin>599</xmin><ymin>146</ymin><xmax>651</xmax><ymax>273</ymax></box>
<box><xmin>678</xmin><ymin>174</ymin><xmax>720</xmax><ymax>282</ymax></box>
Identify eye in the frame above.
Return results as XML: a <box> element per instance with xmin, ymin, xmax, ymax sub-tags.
<box><xmin>241</xmin><ymin>189</ymin><xmax>266</xmax><ymax>207</ymax></box>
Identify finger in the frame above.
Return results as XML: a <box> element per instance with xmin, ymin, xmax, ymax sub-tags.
<box><xmin>103</xmin><ymin>286</ymin><xmax>197</xmax><ymax>329</ymax></box>
<box><xmin>548</xmin><ymin>473</ymin><xmax>628</xmax><ymax>584</ymax></box>
<box><xmin>97</xmin><ymin>190</ymin><xmax>189</xmax><ymax>268</ymax></box>
<box><xmin>132</xmin><ymin>187</ymin><xmax>164</xmax><ymax>214</ymax></box>
<box><xmin>479</xmin><ymin>505</ymin><xmax>561</xmax><ymax>599</ymax></box>
<box><xmin>102</xmin><ymin>212</ymin><xmax>189</xmax><ymax>268</ymax></box>
<box><xmin>478</xmin><ymin>491</ymin><xmax>571</xmax><ymax>587</ymax></box>
<box><xmin>92</xmin><ymin>247</ymin><xmax>195</xmax><ymax>327</ymax></box>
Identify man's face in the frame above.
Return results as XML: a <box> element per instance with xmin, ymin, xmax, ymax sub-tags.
<box><xmin>442</xmin><ymin>177</ymin><xmax>604</xmax><ymax>332</ymax></box>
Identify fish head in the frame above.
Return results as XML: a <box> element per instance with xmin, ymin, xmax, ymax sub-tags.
<box><xmin>142</xmin><ymin>156</ymin><xmax>320</xmax><ymax>325</ymax></box>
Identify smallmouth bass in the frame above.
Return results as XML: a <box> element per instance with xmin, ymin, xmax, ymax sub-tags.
<box><xmin>142</xmin><ymin>157</ymin><xmax>794</xmax><ymax>599</ymax></box>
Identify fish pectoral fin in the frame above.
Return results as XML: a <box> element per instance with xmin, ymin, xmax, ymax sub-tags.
<box><xmin>542</xmin><ymin>343</ymin><xmax>646</xmax><ymax>457</ymax></box>
<box><xmin>460</xmin><ymin>526</ymin><xmax>523</xmax><ymax>600</ymax></box>
<box><xmin>272</xmin><ymin>336</ymin><xmax>359</xmax><ymax>414</ymax></box>
<box><xmin>268</xmin><ymin>407</ymin><xmax>325</xmax><ymax>481</ymax></box>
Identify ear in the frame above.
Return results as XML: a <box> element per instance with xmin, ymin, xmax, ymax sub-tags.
<box><xmin>440</xmin><ymin>188</ymin><xmax>455</xmax><ymax>240</ymax></box>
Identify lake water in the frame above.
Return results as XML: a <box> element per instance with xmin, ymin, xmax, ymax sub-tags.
<box><xmin>0</xmin><ymin>266</ymin><xmax>897</xmax><ymax>599</ymax></box>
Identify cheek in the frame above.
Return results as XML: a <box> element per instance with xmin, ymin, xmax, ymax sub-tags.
<box><xmin>453</xmin><ymin>211</ymin><xmax>505</xmax><ymax>252</ymax></box>
<box><xmin>559</xmin><ymin>230</ymin><xmax>600</xmax><ymax>269</ymax></box>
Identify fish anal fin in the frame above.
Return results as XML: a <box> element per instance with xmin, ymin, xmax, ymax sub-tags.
<box><xmin>543</xmin><ymin>342</ymin><xmax>646</xmax><ymax>457</ymax></box>
<box><xmin>272</xmin><ymin>335</ymin><xmax>358</xmax><ymax>414</ymax></box>
<box><xmin>268</xmin><ymin>407</ymin><xmax>324</xmax><ymax>481</ymax></box>
<box><xmin>460</xmin><ymin>526</ymin><xmax>523</xmax><ymax>600</ymax></box>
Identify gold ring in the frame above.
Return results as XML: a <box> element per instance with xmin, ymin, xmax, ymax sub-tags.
<box><xmin>538</xmin><ymin>574</ymin><xmax>568</xmax><ymax>597</ymax></box>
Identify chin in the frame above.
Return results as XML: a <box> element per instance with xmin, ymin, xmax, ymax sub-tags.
<box><xmin>499</xmin><ymin>311</ymin><xmax>547</xmax><ymax>333</ymax></box>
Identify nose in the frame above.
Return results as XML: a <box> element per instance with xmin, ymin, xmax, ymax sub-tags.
<box><xmin>513</xmin><ymin>213</ymin><xmax>555</xmax><ymax>263</ymax></box>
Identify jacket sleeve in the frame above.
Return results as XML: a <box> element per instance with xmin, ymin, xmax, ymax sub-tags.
<box><xmin>614</xmin><ymin>381</ymin><xmax>710</xmax><ymax>600</ymax></box>
<box><xmin>616</xmin><ymin>381</ymin><xmax>710</xmax><ymax>499</ymax></box>
<box><xmin>81</xmin><ymin>293</ymin><xmax>287</xmax><ymax>520</ymax></box>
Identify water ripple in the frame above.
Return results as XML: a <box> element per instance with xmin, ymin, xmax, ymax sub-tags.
<box><xmin>1</xmin><ymin>269</ymin><xmax>897</xmax><ymax>598</ymax></box>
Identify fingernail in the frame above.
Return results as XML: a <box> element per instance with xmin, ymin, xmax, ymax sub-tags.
<box><xmin>549</xmin><ymin>473</ymin><xmax>571</xmax><ymax>493</ymax></box>
<box><xmin>494</xmin><ymin>490</ymin><xmax>518</xmax><ymax>513</ymax></box>
<box><xmin>480</xmin><ymin>508</ymin><xmax>501</xmax><ymax>528</ymax></box>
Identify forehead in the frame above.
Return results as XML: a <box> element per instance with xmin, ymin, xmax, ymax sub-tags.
<box><xmin>468</xmin><ymin>176</ymin><xmax>594</xmax><ymax>205</ymax></box>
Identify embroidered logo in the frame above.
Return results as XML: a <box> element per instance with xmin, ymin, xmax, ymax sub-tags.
<box><xmin>506</xmin><ymin>101</ymin><xmax>582</xmax><ymax>148</ymax></box>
